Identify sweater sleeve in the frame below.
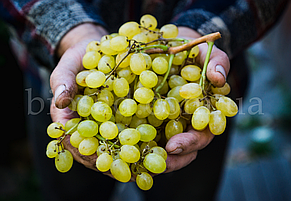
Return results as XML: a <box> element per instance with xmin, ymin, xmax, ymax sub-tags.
<box><xmin>0</xmin><ymin>0</ymin><xmax>107</xmax><ymax>68</ymax></box>
<box><xmin>171</xmin><ymin>0</ymin><xmax>289</xmax><ymax>59</ymax></box>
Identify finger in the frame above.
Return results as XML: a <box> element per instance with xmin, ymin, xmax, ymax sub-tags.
<box><xmin>164</xmin><ymin>151</ymin><xmax>197</xmax><ymax>173</ymax></box>
<box><xmin>165</xmin><ymin>126</ymin><xmax>214</xmax><ymax>155</ymax></box>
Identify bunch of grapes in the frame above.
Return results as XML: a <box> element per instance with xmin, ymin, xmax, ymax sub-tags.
<box><xmin>46</xmin><ymin>14</ymin><xmax>238</xmax><ymax>190</ymax></box>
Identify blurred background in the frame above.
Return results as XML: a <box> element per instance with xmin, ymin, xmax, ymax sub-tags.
<box><xmin>1</xmin><ymin>2</ymin><xmax>291</xmax><ymax>201</ymax></box>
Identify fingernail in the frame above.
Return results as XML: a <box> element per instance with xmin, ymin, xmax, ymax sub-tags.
<box><xmin>169</xmin><ymin>148</ymin><xmax>183</xmax><ymax>155</ymax></box>
<box><xmin>216</xmin><ymin>65</ymin><xmax>226</xmax><ymax>81</ymax></box>
<box><xmin>54</xmin><ymin>84</ymin><xmax>66</xmax><ymax>102</ymax></box>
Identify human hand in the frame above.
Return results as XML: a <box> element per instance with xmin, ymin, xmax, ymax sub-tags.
<box><xmin>164</xmin><ymin>27</ymin><xmax>230</xmax><ymax>173</ymax></box>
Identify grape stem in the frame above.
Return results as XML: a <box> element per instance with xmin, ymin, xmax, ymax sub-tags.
<box><xmin>58</xmin><ymin>122</ymin><xmax>79</xmax><ymax>144</ymax></box>
<box><xmin>199</xmin><ymin>41</ymin><xmax>214</xmax><ymax>90</ymax></box>
<box><xmin>95</xmin><ymin>134</ymin><xmax>120</xmax><ymax>148</ymax></box>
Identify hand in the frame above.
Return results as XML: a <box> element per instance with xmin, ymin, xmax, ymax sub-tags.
<box><xmin>164</xmin><ymin>27</ymin><xmax>230</xmax><ymax>173</ymax></box>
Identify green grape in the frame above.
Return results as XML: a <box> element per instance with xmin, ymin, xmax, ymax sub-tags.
<box><xmin>146</xmin><ymin>29</ymin><xmax>160</xmax><ymax>41</ymax></box>
<box><xmin>96</xmin><ymin>153</ymin><xmax>113</xmax><ymax>172</ymax></box>
<box><xmin>86</xmin><ymin>40</ymin><xmax>101</xmax><ymax>52</ymax></box>
<box><xmin>136</xmin><ymin>103</ymin><xmax>152</xmax><ymax>119</ymax></box>
<box><xmin>97</xmin><ymin>144</ymin><xmax>108</xmax><ymax>156</ymax></box>
<box><xmin>129</xmin><ymin>115</ymin><xmax>147</xmax><ymax>128</ymax></box>
<box><xmin>46</xmin><ymin>140</ymin><xmax>59</xmax><ymax>158</ymax></box>
<box><xmin>132</xmin><ymin>32</ymin><xmax>148</xmax><ymax>43</ymax></box>
<box><xmin>181</xmin><ymin>65</ymin><xmax>201</xmax><ymax>81</ymax></box>
<box><xmin>119</xmin><ymin>99</ymin><xmax>137</xmax><ymax>117</ymax></box>
<box><xmin>55</xmin><ymin>150</ymin><xmax>73</xmax><ymax>173</ymax></box>
<box><xmin>110</xmin><ymin>159</ymin><xmax>131</xmax><ymax>183</ymax></box>
<box><xmin>77</xmin><ymin>95</ymin><xmax>94</xmax><ymax>117</ymax></box>
<box><xmin>165</xmin><ymin>97</ymin><xmax>180</xmax><ymax>119</ymax></box>
<box><xmin>130</xmin><ymin>53</ymin><xmax>146</xmax><ymax>75</ymax></box>
<box><xmin>216</xmin><ymin>96</ymin><xmax>238</xmax><ymax>117</ymax></box>
<box><xmin>103</xmin><ymin>75</ymin><xmax>115</xmax><ymax>91</ymax></box>
<box><xmin>113</xmin><ymin>77</ymin><xmax>129</xmax><ymax>97</ymax></box>
<box><xmin>91</xmin><ymin>101</ymin><xmax>112</xmax><ymax>122</ymax></box>
<box><xmin>142</xmin><ymin>53</ymin><xmax>152</xmax><ymax>69</ymax></box>
<box><xmin>115</xmin><ymin>109</ymin><xmax>132</xmax><ymax>125</ymax></box>
<box><xmin>99</xmin><ymin>121</ymin><xmax>118</xmax><ymax>140</ymax></box>
<box><xmin>189</xmin><ymin>45</ymin><xmax>199</xmax><ymax>58</ymax></box>
<box><xmin>97</xmin><ymin>88</ymin><xmax>114</xmax><ymax>106</ymax></box>
<box><xmin>119</xmin><ymin>145</ymin><xmax>140</xmax><ymax>163</ymax></box>
<box><xmin>172</xmin><ymin>51</ymin><xmax>186</xmax><ymax>65</ymax></box>
<box><xmin>65</xmin><ymin>118</ymin><xmax>81</xmax><ymax>133</ymax></box>
<box><xmin>165</xmin><ymin>119</ymin><xmax>183</xmax><ymax>140</ymax></box>
<box><xmin>143</xmin><ymin>153</ymin><xmax>166</xmax><ymax>174</ymax></box>
<box><xmin>167</xmin><ymin>86</ymin><xmax>183</xmax><ymax>102</ymax></box>
<box><xmin>168</xmin><ymin>75</ymin><xmax>188</xmax><ymax>89</ymax></box>
<box><xmin>116</xmin><ymin>51</ymin><xmax>132</xmax><ymax>68</ymax></box>
<box><xmin>210</xmin><ymin>94</ymin><xmax>224</xmax><ymax>107</ymax></box>
<box><xmin>47</xmin><ymin>122</ymin><xmax>64</xmax><ymax>138</ymax></box>
<box><xmin>70</xmin><ymin>131</ymin><xmax>85</xmax><ymax>148</ymax></box>
<box><xmin>110</xmin><ymin>35</ymin><xmax>128</xmax><ymax>52</ymax></box>
<box><xmin>136</xmin><ymin>172</ymin><xmax>153</xmax><ymax>191</ymax></box>
<box><xmin>119</xmin><ymin>21</ymin><xmax>141</xmax><ymax>39</ymax></box>
<box><xmin>78</xmin><ymin>137</ymin><xmax>99</xmax><ymax>156</ymax></box>
<box><xmin>191</xmin><ymin>106</ymin><xmax>210</xmax><ymax>131</ymax></box>
<box><xmin>136</xmin><ymin>124</ymin><xmax>156</xmax><ymax>142</ymax></box>
<box><xmin>140</xmin><ymin>141</ymin><xmax>157</xmax><ymax>152</ymax></box>
<box><xmin>98</xmin><ymin>55</ymin><xmax>116</xmax><ymax>74</ymax></box>
<box><xmin>160</xmin><ymin>24</ymin><xmax>178</xmax><ymax>38</ymax></box>
<box><xmin>209</xmin><ymin>110</ymin><xmax>226</xmax><ymax>135</ymax></box>
<box><xmin>100</xmin><ymin>39</ymin><xmax>118</xmax><ymax>55</ymax></box>
<box><xmin>85</xmin><ymin>70</ymin><xmax>106</xmax><ymax>88</ymax></box>
<box><xmin>76</xmin><ymin>70</ymin><xmax>90</xmax><ymax>87</ymax></box>
<box><xmin>154</xmin><ymin>76</ymin><xmax>169</xmax><ymax>95</ymax></box>
<box><xmin>139</xmin><ymin>70</ymin><xmax>158</xmax><ymax>88</ymax></box>
<box><xmin>77</xmin><ymin>120</ymin><xmax>98</xmax><ymax>137</ymax></box>
<box><xmin>134</xmin><ymin>87</ymin><xmax>154</xmax><ymax>104</ymax></box>
<box><xmin>150</xmin><ymin>146</ymin><xmax>167</xmax><ymax>160</ymax></box>
<box><xmin>119</xmin><ymin>128</ymin><xmax>141</xmax><ymax>145</ymax></box>
<box><xmin>147</xmin><ymin>114</ymin><xmax>163</xmax><ymax>127</ymax></box>
<box><xmin>100</xmin><ymin>35</ymin><xmax>112</xmax><ymax>42</ymax></box>
<box><xmin>68</xmin><ymin>95</ymin><xmax>83</xmax><ymax>111</ymax></box>
<box><xmin>82</xmin><ymin>51</ymin><xmax>101</xmax><ymax>69</ymax></box>
<box><xmin>117</xmin><ymin>67</ymin><xmax>136</xmax><ymax>84</ymax></box>
<box><xmin>140</xmin><ymin>14</ymin><xmax>157</xmax><ymax>30</ymax></box>
<box><xmin>152</xmin><ymin>57</ymin><xmax>168</xmax><ymax>75</ymax></box>
<box><xmin>169</xmin><ymin>65</ymin><xmax>180</xmax><ymax>76</ymax></box>
<box><xmin>84</xmin><ymin>87</ymin><xmax>98</xmax><ymax>96</ymax></box>
<box><xmin>184</xmin><ymin>98</ymin><xmax>203</xmax><ymax>114</ymax></box>
<box><xmin>153</xmin><ymin>99</ymin><xmax>170</xmax><ymax>120</ymax></box>
<box><xmin>179</xmin><ymin>83</ymin><xmax>202</xmax><ymax>99</ymax></box>
<box><xmin>116</xmin><ymin>123</ymin><xmax>126</xmax><ymax>133</ymax></box>
<box><xmin>211</xmin><ymin>83</ymin><xmax>231</xmax><ymax>95</ymax></box>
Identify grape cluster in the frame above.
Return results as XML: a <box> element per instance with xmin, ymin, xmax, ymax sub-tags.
<box><xmin>46</xmin><ymin>14</ymin><xmax>238</xmax><ymax>191</ymax></box>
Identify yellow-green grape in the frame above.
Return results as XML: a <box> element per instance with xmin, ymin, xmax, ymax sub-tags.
<box><xmin>129</xmin><ymin>115</ymin><xmax>147</xmax><ymax>128</ymax></box>
<box><xmin>139</xmin><ymin>70</ymin><xmax>158</xmax><ymax>88</ymax></box>
<box><xmin>77</xmin><ymin>95</ymin><xmax>94</xmax><ymax>117</ymax></box>
<box><xmin>134</xmin><ymin>87</ymin><xmax>154</xmax><ymax>104</ymax></box>
<box><xmin>115</xmin><ymin>109</ymin><xmax>132</xmax><ymax>125</ymax></box>
<box><xmin>55</xmin><ymin>150</ymin><xmax>73</xmax><ymax>173</ymax></box>
<box><xmin>168</xmin><ymin>40</ymin><xmax>183</xmax><ymax>47</ymax></box>
<box><xmin>110</xmin><ymin>35</ymin><xmax>128</xmax><ymax>52</ymax></box>
<box><xmin>152</xmin><ymin>57</ymin><xmax>168</xmax><ymax>75</ymax></box>
<box><xmin>168</xmin><ymin>75</ymin><xmax>188</xmax><ymax>89</ymax></box>
<box><xmin>136</xmin><ymin>103</ymin><xmax>152</xmax><ymax>119</ymax></box>
<box><xmin>216</xmin><ymin>96</ymin><xmax>238</xmax><ymax>117</ymax></box>
<box><xmin>119</xmin><ymin>145</ymin><xmax>140</xmax><ymax>163</ymax></box>
<box><xmin>142</xmin><ymin>53</ymin><xmax>152</xmax><ymax>69</ymax></box>
<box><xmin>150</xmin><ymin>146</ymin><xmax>167</xmax><ymax>160</ymax></box>
<box><xmin>210</xmin><ymin>94</ymin><xmax>224</xmax><ymax>107</ymax></box>
<box><xmin>209</xmin><ymin>110</ymin><xmax>226</xmax><ymax>135</ymax></box>
<box><xmin>76</xmin><ymin>70</ymin><xmax>90</xmax><ymax>87</ymax></box>
<box><xmin>119</xmin><ymin>21</ymin><xmax>141</xmax><ymax>39</ymax></box>
<box><xmin>169</xmin><ymin>65</ymin><xmax>179</xmax><ymax>76</ymax></box>
<box><xmin>130</xmin><ymin>53</ymin><xmax>146</xmax><ymax>75</ymax></box>
<box><xmin>78</xmin><ymin>137</ymin><xmax>99</xmax><ymax>155</ymax></box>
<box><xmin>70</xmin><ymin>131</ymin><xmax>85</xmax><ymax>148</ymax></box>
<box><xmin>165</xmin><ymin>119</ymin><xmax>183</xmax><ymax>140</ymax></box>
<box><xmin>160</xmin><ymin>24</ymin><xmax>178</xmax><ymax>38</ymax></box>
<box><xmin>167</xmin><ymin>86</ymin><xmax>183</xmax><ymax>102</ymax></box>
<box><xmin>140</xmin><ymin>14</ymin><xmax>157</xmax><ymax>30</ymax></box>
<box><xmin>100</xmin><ymin>35</ymin><xmax>112</xmax><ymax>42</ymax></box>
<box><xmin>211</xmin><ymin>83</ymin><xmax>231</xmax><ymax>95</ymax></box>
<box><xmin>153</xmin><ymin>99</ymin><xmax>170</xmax><ymax>120</ymax></box>
<box><xmin>98</xmin><ymin>55</ymin><xmax>116</xmax><ymax>74</ymax></box>
<box><xmin>191</xmin><ymin>106</ymin><xmax>210</xmax><ymax>131</ymax></box>
<box><xmin>83</xmin><ymin>87</ymin><xmax>97</xmax><ymax>96</ymax></box>
<box><xmin>116</xmin><ymin>123</ymin><xmax>126</xmax><ymax>133</ymax></box>
<box><xmin>97</xmin><ymin>88</ymin><xmax>114</xmax><ymax>106</ymax></box>
<box><xmin>146</xmin><ymin>29</ymin><xmax>160</xmax><ymax>41</ymax></box>
<box><xmin>181</xmin><ymin>65</ymin><xmax>201</xmax><ymax>81</ymax></box>
<box><xmin>147</xmin><ymin>114</ymin><xmax>163</xmax><ymax>127</ymax></box>
<box><xmin>68</xmin><ymin>95</ymin><xmax>83</xmax><ymax>111</ymax></box>
<box><xmin>136</xmin><ymin>172</ymin><xmax>153</xmax><ymax>191</ymax></box>
<box><xmin>85</xmin><ymin>70</ymin><xmax>106</xmax><ymax>88</ymax></box>
<box><xmin>99</xmin><ymin>121</ymin><xmax>118</xmax><ymax>140</ymax></box>
<box><xmin>77</xmin><ymin>120</ymin><xmax>98</xmax><ymax>137</ymax></box>
<box><xmin>184</xmin><ymin>98</ymin><xmax>203</xmax><ymax>114</ymax></box>
<box><xmin>179</xmin><ymin>83</ymin><xmax>202</xmax><ymax>99</ymax></box>
<box><xmin>46</xmin><ymin>140</ymin><xmax>59</xmax><ymax>158</ymax></box>
<box><xmin>172</xmin><ymin>51</ymin><xmax>186</xmax><ymax>65</ymax></box>
<box><xmin>136</xmin><ymin>124</ymin><xmax>156</xmax><ymax>142</ymax></box>
<box><xmin>96</xmin><ymin>153</ymin><xmax>113</xmax><ymax>172</ymax></box>
<box><xmin>47</xmin><ymin>122</ymin><xmax>64</xmax><ymax>138</ymax></box>
<box><xmin>143</xmin><ymin>153</ymin><xmax>166</xmax><ymax>174</ymax></box>
<box><xmin>154</xmin><ymin>76</ymin><xmax>169</xmax><ymax>95</ymax></box>
<box><xmin>189</xmin><ymin>45</ymin><xmax>199</xmax><ymax>58</ymax></box>
<box><xmin>103</xmin><ymin>75</ymin><xmax>115</xmax><ymax>91</ymax></box>
<box><xmin>119</xmin><ymin>99</ymin><xmax>137</xmax><ymax>117</ymax></box>
<box><xmin>86</xmin><ymin>40</ymin><xmax>101</xmax><ymax>52</ymax></box>
<box><xmin>140</xmin><ymin>141</ymin><xmax>157</xmax><ymax>152</ymax></box>
<box><xmin>116</xmin><ymin>51</ymin><xmax>132</xmax><ymax>68</ymax></box>
<box><xmin>132</xmin><ymin>32</ymin><xmax>148</xmax><ymax>43</ymax></box>
<box><xmin>113</xmin><ymin>77</ymin><xmax>129</xmax><ymax>97</ymax></box>
<box><xmin>165</xmin><ymin>97</ymin><xmax>180</xmax><ymax>119</ymax></box>
<box><xmin>117</xmin><ymin>67</ymin><xmax>136</xmax><ymax>84</ymax></box>
<box><xmin>119</xmin><ymin>128</ymin><xmax>141</xmax><ymax>145</ymax></box>
<box><xmin>100</xmin><ymin>39</ymin><xmax>118</xmax><ymax>55</ymax></box>
<box><xmin>91</xmin><ymin>101</ymin><xmax>112</xmax><ymax>122</ymax></box>
<box><xmin>82</xmin><ymin>51</ymin><xmax>101</xmax><ymax>69</ymax></box>
<box><xmin>110</xmin><ymin>159</ymin><xmax>131</xmax><ymax>183</ymax></box>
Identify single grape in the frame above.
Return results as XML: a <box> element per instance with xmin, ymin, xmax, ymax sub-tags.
<box><xmin>99</xmin><ymin>121</ymin><xmax>118</xmax><ymax>140</ymax></box>
<box><xmin>116</xmin><ymin>51</ymin><xmax>132</xmax><ymax>68</ymax></box>
<box><xmin>91</xmin><ymin>101</ymin><xmax>112</xmax><ymax>122</ymax></box>
<box><xmin>167</xmin><ymin>86</ymin><xmax>183</xmax><ymax>102</ymax></box>
<box><xmin>85</xmin><ymin>70</ymin><xmax>106</xmax><ymax>88</ymax></box>
<box><xmin>140</xmin><ymin>14</ymin><xmax>157</xmax><ymax>30</ymax></box>
<box><xmin>129</xmin><ymin>115</ymin><xmax>148</xmax><ymax>128</ymax></box>
<box><xmin>117</xmin><ymin>66</ymin><xmax>136</xmax><ymax>84</ymax></box>
<box><xmin>119</xmin><ymin>99</ymin><xmax>137</xmax><ymax>117</ymax></box>
<box><xmin>55</xmin><ymin>150</ymin><xmax>73</xmax><ymax>173</ymax></box>
<box><xmin>209</xmin><ymin>110</ymin><xmax>226</xmax><ymax>135</ymax></box>
<box><xmin>103</xmin><ymin>75</ymin><xmax>115</xmax><ymax>91</ymax></box>
<box><xmin>191</xmin><ymin>106</ymin><xmax>210</xmax><ymax>130</ymax></box>
<box><xmin>113</xmin><ymin>77</ymin><xmax>129</xmax><ymax>97</ymax></box>
<box><xmin>116</xmin><ymin>123</ymin><xmax>126</xmax><ymax>133</ymax></box>
<box><xmin>172</xmin><ymin>51</ymin><xmax>186</xmax><ymax>65</ymax></box>
<box><xmin>136</xmin><ymin>124</ymin><xmax>157</xmax><ymax>142</ymax></box>
<box><xmin>119</xmin><ymin>145</ymin><xmax>140</xmax><ymax>163</ymax></box>
<box><xmin>110</xmin><ymin>35</ymin><xmax>129</xmax><ymax>52</ymax></box>
<box><xmin>140</xmin><ymin>141</ymin><xmax>157</xmax><ymax>152</ymax></box>
<box><xmin>46</xmin><ymin>140</ymin><xmax>59</xmax><ymax>158</ymax></box>
<box><xmin>65</xmin><ymin>118</ymin><xmax>81</xmax><ymax>133</ymax></box>
<box><xmin>82</xmin><ymin>51</ymin><xmax>101</xmax><ymax>69</ymax></box>
<box><xmin>160</xmin><ymin>24</ymin><xmax>178</xmax><ymax>38</ymax></box>
<box><xmin>100</xmin><ymin>39</ymin><xmax>118</xmax><ymax>55</ymax></box>
<box><xmin>139</xmin><ymin>70</ymin><xmax>158</xmax><ymax>88</ymax></box>
<box><xmin>97</xmin><ymin>88</ymin><xmax>114</xmax><ymax>106</ymax></box>
<box><xmin>179</xmin><ymin>83</ymin><xmax>202</xmax><ymax>99</ymax></box>
<box><xmin>143</xmin><ymin>153</ymin><xmax>166</xmax><ymax>174</ymax></box>
<box><xmin>110</xmin><ymin>159</ymin><xmax>131</xmax><ymax>183</ymax></box>
<box><xmin>119</xmin><ymin>128</ymin><xmax>141</xmax><ymax>145</ymax></box>
<box><xmin>76</xmin><ymin>70</ymin><xmax>90</xmax><ymax>87</ymax></box>
<box><xmin>70</xmin><ymin>131</ymin><xmax>86</xmax><ymax>148</ymax></box>
<box><xmin>153</xmin><ymin>99</ymin><xmax>170</xmax><ymax>120</ymax></box>
<box><xmin>168</xmin><ymin>75</ymin><xmax>187</xmax><ymax>89</ymax></box>
<box><xmin>77</xmin><ymin>120</ymin><xmax>98</xmax><ymax>137</ymax></box>
<box><xmin>136</xmin><ymin>172</ymin><xmax>153</xmax><ymax>191</ymax></box>
<box><xmin>68</xmin><ymin>95</ymin><xmax>83</xmax><ymax>111</ymax></box>
<box><xmin>216</xmin><ymin>96</ymin><xmax>238</xmax><ymax>117</ymax></box>
<box><xmin>147</xmin><ymin>114</ymin><xmax>163</xmax><ymax>127</ymax></box>
<box><xmin>152</xmin><ymin>57</ymin><xmax>168</xmax><ymax>75</ymax></box>
<box><xmin>142</xmin><ymin>53</ymin><xmax>152</xmax><ymax>69</ymax></box>
<box><xmin>130</xmin><ymin>53</ymin><xmax>146</xmax><ymax>75</ymax></box>
<box><xmin>181</xmin><ymin>65</ymin><xmax>201</xmax><ymax>81</ymax></box>
<box><xmin>78</xmin><ymin>137</ymin><xmax>99</xmax><ymax>156</ymax></box>
<box><xmin>47</xmin><ymin>122</ymin><xmax>64</xmax><ymax>138</ymax></box>
<box><xmin>86</xmin><ymin>41</ymin><xmax>101</xmax><ymax>52</ymax></box>
<box><xmin>115</xmin><ymin>109</ymin><xmax>133</xmax><ymax>125</ymax></box>
<box><xmin>119</xmin><ymin>21</ymin><xmax>141</xmax><ymax>39</ymax></box>
<box><xmin>165</xmin><ymin>119</ymin><xmax>183</xmax><ymax>140</ymax></box>
<box><xmin>165</xmin><ymin>97</ymin><xmax>180</xmax><ymax>119</ymax></box>
<box><xmin>184</xmin><ymin>98</ymin><xmax>203</xmax><ymax>114</ymax></box>
<box><xmin>77</xmin><ymin>95</ymin><xmax>94</xmax><ymax>117</ymax></box>
<box><xmin>189</xmin><ymin>45</ymin><xmax>199</xmax><ymax>58</ymax></box>
<box><xmin>211</xmin><ymin>83</ymin><xmax>231</xmax><ymax>95</ymax></box>
<box><xmin>96</xmin><ymin>153</ymin><xmax>113</xmax><ymax>172</ymax></box>
<box><xmin>136</xmin><ymin>103</ymin><xmax>152</xmax><ymax>119</ymax></box>
<box><xmin>134</xmin><ymin>87</ymin><xmax>154</xmax><ymax>104</ymax></box>
<box><xmin>132</xmin><ymin>32</ymin><xmax>148</xmax><ymax>43</ymax></box>
<box><xmin>150</xmin><ymin>146</ymin><xmax>167</xmax><ymax>160</ymax></box>
<box><xmin>98</xmin><ymin>55</ymin><xmax>116</xmax><ymax>74</ymax></box>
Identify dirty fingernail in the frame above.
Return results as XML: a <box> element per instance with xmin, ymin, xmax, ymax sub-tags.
<box><xmin>216</xmin><ymin>65</ymin><xmax>226</xmax><ymax>81</ymax></box>
<box><xmin>54</xmin><ymin>84</ymin><xmax>66</xmax><ymax>102</ymax></box>
<box><xmin>169</xmin><ymin>148</ymin><xmax>183</xmax><ymax>155</ymax></box>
